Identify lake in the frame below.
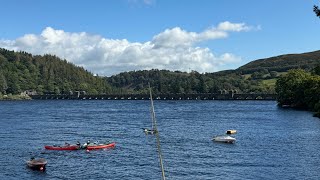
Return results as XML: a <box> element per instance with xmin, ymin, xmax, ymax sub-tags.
<box><xmin>0</xmin><ymin>100</ymin><xmax>319</xmax><ymax>179</ymax></box>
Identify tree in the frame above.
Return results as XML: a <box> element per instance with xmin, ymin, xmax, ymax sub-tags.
<box><xmin>251</xmin><ymin>71</ymin><xmax>264</xmax><ymax>80</ymax></box>
<box><xmin>0</xmin><ymin>71</ymin><xmax>8</xmax><ymax>93</ymax></box>
<box><xmin>313</xmin><ymin>64</ymin><xmax>320</xmax><ymax>75</ymax></box>
<box><xmin>276</xmin><ymin>68</ymin><xmax>320</xmax><ymax>116</ymax></box>
<box><xmin>275</xmin><ymin>69</ymin><xmax>311</xmax><ymax>107</ymax></box>
<box><xmin>270</xmin><ymin>71</ymin><xmax>278</xmax><ymax>78</ymax></box>
<box><xmin>314</xmin><ymin>4</ymin><xmax>320</xmax><ymax>18</ymax></box>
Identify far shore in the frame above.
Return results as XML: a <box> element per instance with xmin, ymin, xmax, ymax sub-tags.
<box><xmin>0</xmin><ymin>94</ymin><xmax>32</xmax><ymax>100</ymax></box>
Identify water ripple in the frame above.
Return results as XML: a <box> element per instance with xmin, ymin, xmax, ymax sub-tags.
<box><xmin>0</xmin><ymin>100</ymin><xmax>320</xmax><ymax>179</ymax></box>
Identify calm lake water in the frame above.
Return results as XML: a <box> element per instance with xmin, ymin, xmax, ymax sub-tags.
<box><xmin>0</xmin><ymin>100</ymin><xmax>319</xmax><ymax>180</ymax></box>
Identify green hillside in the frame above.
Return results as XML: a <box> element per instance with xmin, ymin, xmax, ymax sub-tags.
<box><xmin>1</xmin><ymin>48</ymin><xmax>319</xmax><ymax>96</ymax></box>
<box><xmin>0</xmin><ymin>48</ymin><xmax>112</xmax><ymax>95</ymax></box>
<box><xmin>108</xmin><ymin>50</ymin><xmax>320</xmax><ymax>94</ymax></box>
<box><xmin>237</xmin><ymin>50</ymin><xmax>320</xmax><ymax>74</ymax></box>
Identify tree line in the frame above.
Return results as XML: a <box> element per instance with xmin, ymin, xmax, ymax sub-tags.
<box><xmin>0</xmin><ymin>48</ymin><xmax>278</xmax><ymax>97</ymax></box>
<box><xmin>1</xmin><ymin>48</ymin><xmax>319</xmax><ymax>99</ymax></box>
<box><xmin>275</xmin><ymin>66</ymin><xmax>320</xmax><ymax>117</ymax></box>
<box><xmin>107</xmin><ymin>69</ymin><xmax>275</xmax><ymax>94</ymax></box>
<box><xmin>0</xmin><ymin>48</ymin><xmax>114</xmax><ymax>95</ymax></box>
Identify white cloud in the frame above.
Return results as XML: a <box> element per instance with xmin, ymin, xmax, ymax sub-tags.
<box><xmin>0</xmin><ymin>22</ymin><xmax>257</xmax><ymax>76</ymax></box>
<box><xmin>217</xmin><ymin>21</ymin><xmax>251</xmax><ymax>32</ymax></box>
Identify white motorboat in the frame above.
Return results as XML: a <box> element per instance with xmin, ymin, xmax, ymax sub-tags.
<box><xmin>212</xmin><ymin>135</ymin><xmax>236</xmax><ymax>143</ymax></box>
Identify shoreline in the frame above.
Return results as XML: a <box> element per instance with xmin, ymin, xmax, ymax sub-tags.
<box><xmin>0</xmin><ymin>94</ymin><xmax>32</xmax><ymax>100</ymax></box>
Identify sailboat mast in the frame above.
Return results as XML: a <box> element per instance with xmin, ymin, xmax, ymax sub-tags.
<box><xmin>149</xmin><ymin>85</ymin><xmax>155</xmax><ymax>130</ymax></box>
<box><xmin>149</xmin><ymin>84</ymin><xmax>166</xmax><ymax>180</ymax></box>
<box><xmin>154</xmin><ymin>124</ymin><xmax>166</xmax><ymax>180</ymax></box>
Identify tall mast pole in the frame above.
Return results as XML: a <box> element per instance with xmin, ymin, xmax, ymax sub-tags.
<box><xmin>149</xmin><ymin>83</ymin><xmax>166</xmax><ymax>180</ymax></box>
<box><xmin>149</xmin><ymin>85</ymin><xmax>155</xmax><ymax>130</ymax></box>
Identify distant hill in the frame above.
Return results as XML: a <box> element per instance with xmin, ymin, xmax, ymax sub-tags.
<box><xmin>237</xmin><ymin>50</ymin><xmax>320</xmax><ymax>74</ymax></box>
<box><xmin>107</xmin><ymin>50</ymin><xmax>320</xmax><ymax>94</ymax></box>
<box><xmin>0</xmin><ymin>48</ymin><xmax>112</xmax><ymax>95</ymax></box>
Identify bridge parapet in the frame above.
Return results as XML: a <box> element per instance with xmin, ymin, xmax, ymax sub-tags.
<box><xmin>30</xmin><ymin>93</ymin><xmax>276</xmax><ymax>100</ymax></box>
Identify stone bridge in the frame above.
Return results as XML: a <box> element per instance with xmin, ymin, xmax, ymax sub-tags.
<box><xmin>30</xmin><ymin>93</ymin><xmax>276</xmax><ymax>100</ymax></box>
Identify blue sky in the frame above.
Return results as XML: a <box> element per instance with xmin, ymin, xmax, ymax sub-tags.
<box><xmin>0</xmin><ymin>0</ymin><xmax>319</xmax><ymax>76</ymax></box>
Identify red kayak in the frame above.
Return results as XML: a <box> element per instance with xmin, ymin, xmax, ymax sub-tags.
<box><xmin>45</xmin><ymin>145</ymin><xmax>80</xmax><ymax>150</ymax></box>
<box><xmin>86</xmin><ymin>142</ymin><xmax>116</xmax><ymax>150</ymax></box>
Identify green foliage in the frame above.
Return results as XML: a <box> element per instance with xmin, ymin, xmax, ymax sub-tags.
<box><xmin>276</xmin><ymin>68</ymin><xmax>320</xmax><ymax>114</ymax></box>
<box><xmin>107</xmin><ymin>69</ymin><xmax>265</xmax><ymax>94</ymax></box>
<box><xmin>0</xmin><ymin>48</ymin><xmax>112</xmax><ymax>95</ymax></box>
<box><xmin>269</xmin><ymin>71</ymin><xmax>278</xmax><ymax>78</ymax></box>
<box><xmin>0</xmin><ymin>70</ymin><xmax>8</xmax><ymax>93</ymax></box>
<box><xmin>313</xmin><ymin>64</ymin><xmax>320</xmax><ymax>75</ymax></box>
<box><xmin>276</xmin><ymin>69</ymin><xmax>309</xmax><ymax>107</ymax></box>
<box><xmin>2</xmin><ymin>47</ymin><xmax>319</xmax><ymax>97</ymax></box>
<box><xmin>251</xmin><ymin>71</ymin><xmax>264</xmax><ymax>80</ymax></box>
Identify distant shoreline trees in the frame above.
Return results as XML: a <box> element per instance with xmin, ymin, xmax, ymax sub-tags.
<box><xmin>1</xmin><ymin>47</ymin><xmax>319</xmax><ymax>109</ymax></box>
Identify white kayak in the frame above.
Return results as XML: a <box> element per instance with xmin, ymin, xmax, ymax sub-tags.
<box><xmin>212</xmin><ymin>135</ymin><xmax>236</xmax><ymax>143</ymax></box>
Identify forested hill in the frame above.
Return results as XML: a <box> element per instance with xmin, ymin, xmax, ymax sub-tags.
<box><xmin>107</xmin><ymin>69</ymin><xmax>264</xmax><ymax>94</ymax></box>
<box><xmin>0</xmin><ymin>48</ymin><xmax>112</xmax><ymax>95</ymax></box>
<box><xmin>237</xmin><ymin>50</ymin><xmax>320</xmax><ymax>74</ymax></box>
<box><xmin>107</xmin><ymin>50</ymin><xmax>320</xmax><ymax>94</ymax></box>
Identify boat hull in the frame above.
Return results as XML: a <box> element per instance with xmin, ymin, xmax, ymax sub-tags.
<box><xmin>27</xmin><ymin>158</ymin><xmax>47</xmax><ymax>171</ymax></box>
<box><xmin>213</xmin><ymin>136</ymin><xmax>236</xmax><ymax>143</ymax></box>
<box><xmin>45</xmin><ymin>145</ymin><xmax>80</xmax><ymax>150</ymax></box>
<box><xmin>87</xmin><ymin>142</ymin><xmax>116</xmax><ymax>150</ymax></box>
